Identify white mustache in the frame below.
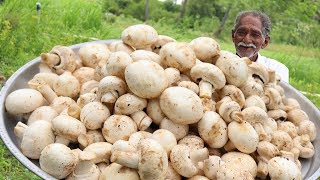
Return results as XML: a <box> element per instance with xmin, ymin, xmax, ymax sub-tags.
<box><xmin>237</xmin><ymin>42</ymin><xmax>256</xmax><ymax>48</ymax></box>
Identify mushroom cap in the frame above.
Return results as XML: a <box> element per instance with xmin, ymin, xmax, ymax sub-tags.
<box><xmin>39</xmin><ymin>143</ymin><xmax>77</xmax><ymax>179</ymax></box>
<box><xmin>170</xmin><ymin>144</ymin><xmax>199</xmax><ymax>178</ymax></box>
<box><xmin>50</xmin><ymin>96</ymin><xmax>77</xmax><ymax>114</ymax></box>
<box><xmin>160</xmin><ymin>87</ymin><xmax>204</xmax><ymax>125</ymax></box>
<box><xmin>221</xmin><ymin>151</ymin><xmax>257</xmax><ymax>178</ymax></box>
<box><xmin>219</xmin><ymin>85</ymin><xmax>245</xmax><ymax>108</ymax></box>
<box><xmin>277</xmin><ymin>121</ymin><xmax>298</xmax><ymax>139</ymax></box>
<box><xmin>239</xmin><ymin>77</ymin><xmax>264</xmax><ymax>97</ymax></box>
<box><xmin>108</xmin><ymin>41</ymin><xmax>134</xmax><ymax>54</ymax></box>
<box><xmin>80</xmin><ymin>80</ymin><xmax>99</xmax><ymax>95</ymax></box>
<box><xmin>287</xmin><ymin>109</ymin><xmax>309</xmax><ymax>126</ymax></box>
<box><xmin>52</xmin><ymin>115</ymin><xmax>86</xmax><ymax>142</ymax></box>
<box><xmin>189</xmin><ymin>37</ymin><xmax>220</xmax><ymax>63</ymax></box>
<box><xmin>298</xmin><ymin>120</ymin><xmax>317</xmax><ymax>141</ymax></box>
<box><xmin>159</xmin><ymin>118</ymin><xmax>189</xmax><ymax>140</ymax></box>
<box><xmin>257</xmin><ymin>141</ymin><xmax>280</xmax><ymax>159</ymax></box>
<box><xmin>27</xmin><ymin>106</ymin><xmax>58</xmax><ymax>125</ymax></box>
<box><xmin>178</xmin><ymin>134</ymin><xmax>204</xmax><ymax>151</ymax></box>
<box><xmin>104</xmin><ymin>51</ymin><xmax>133</xmax><ymax>79</ymax></box>
<box><xmin>99</xmin><ymin>163</ymin><xmax>140</xmax><ymax>180</ymax></box>
<box><xmin>248</xmin><ymin>62</ymin><xmax>269</xmax><ymax>84</ymax></box>
<box><xmin>102</xmin><ymin>115</ymin><xmax>138</xmax><ymax>144</ymax></box>
<box><xmin>121</xmin><ymin>24</ymin><xmax>158</xmax><ymax>49</ymax></box>
<box><xmin>190</xmin><ymin>62</ymin><xmax>226</xmax><ymax>90</ymax></box>
<box><xmin>228</xmin><ymin>121</ymin><xmax>259</xmax><ymax>154</ymax></box>
<box><xmin>5</xmin><ymin>88</ymin><xmax>44</xmax><ymax>115</ymax></box>
<box><xmin>215</xmin><ymin>55</ymin><xmax>249</xmax><ymax>87</ymax></box>
<box><xmin>97</xmin><ymin>76</ymin><xmax>127</xmax><ymax>103</ymax></box>
<box><xmin>151</xmin><ymin>35</ymin><xmax>176</xmax><ymax>54</ymax></box>
<box><xmin>84</xmin><ymin>142</ymin><xmax>113</xmax><ymax>164</ymax></box>
<box><xmin>146</xmin><ymin>98</ymin><xmax>166</xmax><ymax>125</ymax></box>
<box><xmin>80</xmin><ymin>102</ymin><xmax>111</xmax><ymax>130</ymax></box>
<box><xmin>114</xmin><ymin>93</ymin><xmax>147</xmax><ymax>115</ymax></box>
<box><xmin>53</xmin><ymin>71</ymin><xmax>80</xmax><ymax>98</ymax></box>
<box><xmin>125</xmin><ymin>60</ymin><xmax>168</xmax><ymax>99</ymax></box>
<box><xmin>160</xmin><ymin>42</ymin><xmax>196</xmax><ymax>72</ymax></box>
<box><xmin>242</xmin><ymin>106</ymin><xmax>269</xmax><ymax>125</ymax></box>
<box><xmin>138</xmin><ymin>138</ymin><xmax>168</xmax><ymax>180</ymax></box>
<box><xmin>270</xmin><ymin>130</ymin><xmax>294</xmax><ymax>151</ymax></box>
<box><xmin>177</xmin><ymin>81</ymin><xmax>199</xmax><ymax>94</ymax></box>
<box><xmin>78</xmin><ymin>43</ymin><xmax>111</xmax><ymax>68</ymax></box>
<box><xmin>42</xmin><ymin>45</ymin><xmax>77</xmax><ymax>74</ymax></box>
<box><xmin>198</xmin><ymin>111</ymin><xmax>228</xmax><ymax>148</ymax></box>
<box><xmin>268</xmin><ymin>156</ymin><xmax>301</xmax><ymax>179</ymax></box>
<box><xmin>244</xmin><ymin>95</ymin><xmax>266</xmax><ymax>111</ymax></box>
<box><xmin>20</xmin><ymin>120</ymin><xmax>55</xmax><ymax>159</ymax></box>
<box><xmin>130</xmin><ymin>50</ymin><xmax>162</xmax><ymax>65</ymax></box>
<box><xmin>72</xmin><ymin>67</ymin><xmax>95</xmax><ymax>85</ymax></box>
<box><xmin>151</xmin><ymin>129</ymin><xmax>177</xmax><ymax>155</ymax></box>
<box><xmin>203</xmin><ymin>155</ymin><xmax>223</xmax><ymax>179</ymax></box>
<box><xmin>28</xmin><ymin>72</ymin><xmax>59</xmax><ymax>89</ymax></box>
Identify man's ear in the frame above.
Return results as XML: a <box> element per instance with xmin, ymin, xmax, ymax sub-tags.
<box><xmin>261</xmin><ymin>35</ymin><xmax>270</xmax><ymax>49</ymax></box>
<box><xmin>231</xmin><ymin>30</ymin><xmax>235</xmax><ymax>42</ymax></box>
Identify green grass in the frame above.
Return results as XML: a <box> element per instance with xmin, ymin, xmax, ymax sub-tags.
<box><xmin>0</xmin><ymin>0</ymin><xmax>319</xmax><ymax>179</ymax></box>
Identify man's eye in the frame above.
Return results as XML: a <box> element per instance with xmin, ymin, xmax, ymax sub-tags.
<box><xmin>252</xmin><ymin>33</ymin><xmax>261</xmax><ymax>38</ymax></box>
<box><xmin>236</xmin><ymin>31</ymin><xmax>246</xmax><ymax>36</ymax></box>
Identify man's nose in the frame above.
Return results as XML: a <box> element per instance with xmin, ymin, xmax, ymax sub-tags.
<box><xmin>242</xmin><ymin>33</ymin><xmax>253</xmax><ymax>43</ymax></box>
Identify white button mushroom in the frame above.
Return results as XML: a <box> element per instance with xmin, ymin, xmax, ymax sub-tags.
<box><xmin>66</xmin><ymin>151</ymin><xmax>101</xmax><ymax>180</ymax></box>
<box><xmin>215</xmin><ymin>54</ymin><xmax>249</xmax><ymax>87</ymax></box>
<box><xmin>40</xmin><ymin>45</ymin><xmax>77</xmax><ymax>74</ymax></box>
<box><xmin>53</xmin><ymin>71</ymin><xmax>80</xmax><ymax>98</ymax></box>
<box><xmin>39</xmin><ymin>143</ymin><xmax>77</xmax><ymax>179</ymax></box>
<box><xmin>78</xmin><ymin>43</ymin><xmax>111</xmax><ymax>68</ymax></box>
<box><xmin>27</xmin><ymin>72</ymin><xmax>58</xmax><ymax>90</ymax></box>
<box><xmin>72</xmin><ymin>66</ymin><xmax>95</xmax><ymax>85</ymax></box>
<box><xmin>125</xmin><ymin>60</ymin><xmax>168</xmax><ymax>99</ymax></box>
<box><xmin>111</xmin><ymin>138</ymin><xmax>168</xmax><ymax>180</ymax></box>
<box><xmin>108</xmin><ymin>41</ymin><xmax>134</xmax><ymax>54</ymax></box>
<box><xmin>14</xmin><ymin>121</ymin><xmax>55</xmax><ymax>159</ymax></box>
<box><xmin>151</xmin><ymin>129</ymin><xmax>177</xmax><ymax>156</ymax></box>
<box><xmin>160</xmin><ymin>42</ymin><xmax>196</xmax><ymax>73</ymax></box>
<box><xmin>5</xmin><ymin>88</ymin><xmax>45</xmax><ymax>115</ymax></box>
<box><xmin>121</xmin><ymin>24</ymin><xmax>158</xmax><ymax>50</ymax></box>
<box><xmin>102</xmin><ymin>114</ymin><xmax>138</xmax><ymax>144</ymax></box>
<box><xmin>298</xmin><ymin>120</ymin><xmax>317</xmax><ymax>141</ymax></box>
<box><xmin>190</xmin><ymin>62</ymin><xmax>226</xmax><ymax>99</ymax></box>
<box><xmin>189</xmin><ymin>37</ymin><xmax>220</xmax><ymax>63</ymax></box>
<box><xmin>160</xmin><ymin>87</ymin><xmax>204</xmax><ymax>125</ymax></box>
<box><xmin>80</xmin><ymin>101</ymin><xmax>110</xmax><ymax>130</ymax></box>
<box><xmin>160</xmin><ymin>117</ymin><xmax>189</xmax><ymax>141</ymax></box>
<box><xmin>151</xmin><ymin>35</ymin><xmax>176</xmax><ymax>54</ymax></box>
<box><xmin>99</xmin><ymin>163</ymin><xmax>140</xmax><ymax>180</ymax></box>
<box><xmin>130</xmin><ymin>49</ymin><xmax>162</xmax><ymax>65</ymax></box>
<box><xmin>114</xmin><ymin>93</ymin><xmax>152</xmax><ymax>130</ymax></box>
<box><xmin>268</xmin><ymin>156</ymin><xmax>301</xmax><ymax>179</ymax></box>
<box><xmin>27</xmin><ymin>105</ymin><xmax>58</xmax><ymax>125</ymax></box>
<box><xmin>198</xmin><ymin>111</ymin><xmax>228</xmax><ymax>148</ymax></box>
<box><xmin>146</xmin><ymin>98</ymin><xmax>166</xmax><ymax>125</ymax></box>
<box><xmin>78</xmin><ymin>130</ymin><xmax>105</xmax><ymax>149</ymax></box>
<box><xmin>102</xmin><ymin>51</ymin><xmax>133</xmax><ymax>79</ymax></box>
<box><xmin>51</xmin><ymin>115</ymin><xmax>87</xmax><ymax>145</ymax></box>
<box><xmin>97</xmin><ymin>76</ymin><xmax>127</xmax><ymax>104</ymax></box>
<box><xmin>83</xmin><ymin>142</ymin><xmax>113</xmax><ymax>164</ymax></box>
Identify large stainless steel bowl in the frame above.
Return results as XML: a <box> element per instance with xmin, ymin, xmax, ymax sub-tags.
<box><xmin>0</xmin><ymin>40</ymin><xmax>319</xmax><ymax>179</ymax></box>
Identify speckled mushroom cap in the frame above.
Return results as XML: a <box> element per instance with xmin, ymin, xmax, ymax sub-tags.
<box><xmin>160</xmin><ymin>42</ymin><xmax>196</xmax><ymax>73</ymax></box>
<box><xmin>125</xmin><ymin>60</ymin><xmax>168</xmax><ymax>99</ymax></box>
<box><xmin>160</xmin><ymin>86</ymin><xmax>204</xmax><ymax>125</ymax></box>
<box><xmin>121</xmin><ymin>24</ymin><xmax>158</xmax><ymax>49</ymax></box>
<box><xmin>189</xmin><ymin>37</ymin><xmax>220</xmax><ymax>63</ymax></box>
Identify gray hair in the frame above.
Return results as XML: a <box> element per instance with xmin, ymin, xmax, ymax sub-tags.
<box><xmin>233</xmin><ymin>11</ymin><xmax>271</xmax><ymax>37</ymax></box>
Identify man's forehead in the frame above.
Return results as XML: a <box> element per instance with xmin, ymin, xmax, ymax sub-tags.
<box><xmin>237</xmin><ymin>15</ymin><xmax>263</xmax><ymax>32</ymax></box>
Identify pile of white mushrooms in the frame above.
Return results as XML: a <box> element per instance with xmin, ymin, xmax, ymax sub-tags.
<box><xmin>5</xmin><ymin>24</ymin><xmax>317</xmax><ymax>180</ymax></box>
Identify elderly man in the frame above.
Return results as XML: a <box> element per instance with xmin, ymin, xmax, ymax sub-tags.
<box><xmin>232</xmin><ymin>11</ymin><xmax>289</xmax><ymax>83</ymax></box>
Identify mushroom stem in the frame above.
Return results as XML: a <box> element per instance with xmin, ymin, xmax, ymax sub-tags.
<box><xmin>199</xmin><ymin>80</ymin><xmax>213</xmax><ymax>98</ymax></box>
<box><xmin>230</xmin><ymin>111</ymin><xmax>243</xmax><ymax>123</ymax></box>
<box><xmin>67</xmin><ymin>104</ymin><xmax>81</xmax><ymax>119</ymax></box>
<box><xmin>190</xmin><ymin>148</ymin><xmax>209</xmax><ymax>163</ymax></box>
<box><xmin>101</xmin><ymin>91</ymin><xmax>118</xmax><ymax>104</ymax></box>
<box><xmin>131</xmin><ymin>111</ymin><xmax>153</xmax><ymax>130</ymax></box>
<box><xmin>13</xmin><ymin>122</ymin><xmax>28</xmax><ymax>140</ymax></box>
<box><xmin>55</xmin><ymin>136</ymin><xmax>71</xmax><ymax>146</ymax></box>
<box><xmin>41</xmin><ymin>53</ymin><xmax>60</xmax><ymax>66</ymax></box>
<box><xmin>37</xmin><ymin>84</ymin><xmax>57</xmax><ymax>104</ymax></box>
<box><xmin>111</xmin><ymin>151</ymin><xmax>139</xmax><ymax>169</ymax></box>
<box><xmin>73</xmin><ymin>151</ymin><xmax>97</xmax><ymax>175</ymax></box>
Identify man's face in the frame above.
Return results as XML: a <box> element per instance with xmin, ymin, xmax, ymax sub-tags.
<box><xmin>232</xmin><ymin>15</ymin><xmax>269</xmax><ymax>61</ymax></box>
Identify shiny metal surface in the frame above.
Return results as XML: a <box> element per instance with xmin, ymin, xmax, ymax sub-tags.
<box><xmin>0</xmin><ymin>40</ymin><xmax>319</xmax><ymax>179</ymax></box>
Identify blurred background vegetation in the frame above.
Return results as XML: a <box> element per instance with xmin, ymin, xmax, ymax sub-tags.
<box><xmin>0</xmin><ymin>0</ymin><xmax>319</xmax><ymax>178</ymax></box>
